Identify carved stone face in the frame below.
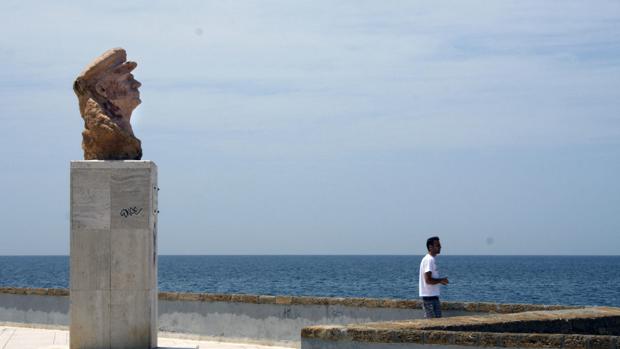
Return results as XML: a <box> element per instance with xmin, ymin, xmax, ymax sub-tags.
<box><xmin>94</xmin><ymin>62</ymin><xmax>142</xmax><ymax>118</ymax></box>
<box><xmin>74</xmin><ymin>48</ymin><xmax>144</xmax><ymax>160</ymax></box>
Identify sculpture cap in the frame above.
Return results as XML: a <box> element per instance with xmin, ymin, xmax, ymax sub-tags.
<box><xmin>76</xmin><ymin>48</ymin><xmax>134</xmax><ymax>82</ymax></box>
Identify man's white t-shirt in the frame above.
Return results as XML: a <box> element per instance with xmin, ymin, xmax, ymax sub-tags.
<box><xmin>419</xmin><ymin>254</ymin><xmax>440</xmax><ymax>297</ymax></box>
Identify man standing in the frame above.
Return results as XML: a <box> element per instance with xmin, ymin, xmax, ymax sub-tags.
<box><xmin>419</xmin><ymin>236</ymin><xmax>449</xmax><ymax>318</ymax></box>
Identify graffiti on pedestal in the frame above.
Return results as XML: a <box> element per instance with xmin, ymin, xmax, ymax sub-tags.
<box><xmin>120</xmin><ymin>207</ymin><xmax>143</xmax><ymax>218</ymax></box>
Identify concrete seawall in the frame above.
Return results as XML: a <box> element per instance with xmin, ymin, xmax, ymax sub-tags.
<box><xmin>0</xmin><ymin>287</ymin><xmax>574</xmax><ymax>345</ymax></box>
<box><xmin>301</xmin><ymin>307</ymin><xmax>620</xmax><ymax>349</ymax></box>
<box><xmin>157</xmin><ymin>292</ymin><xmax>492</xmax><ymax>342</ymax></box>
<box><xmin>0</xmin><ymin>290</ymin><xmax>69</xmax><ymax>326</ymax></box>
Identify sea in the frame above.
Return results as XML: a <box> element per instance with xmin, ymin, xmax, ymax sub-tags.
<box><xmin>0</xmin><ymin>255</ymin><xmax>618</xmax><ymax>307</ymax></box>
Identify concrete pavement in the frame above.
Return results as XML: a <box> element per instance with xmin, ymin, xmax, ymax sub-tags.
<box><xmin>0</xmin><ymin>325</ymin><xmax>296</xmax><ymax>349</ymax></box>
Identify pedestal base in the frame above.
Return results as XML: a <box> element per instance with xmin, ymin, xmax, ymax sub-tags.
<box><xmin>70</xmin><ymin>160</ymin><xmax>158</xmax><ymax>349</ymax></box>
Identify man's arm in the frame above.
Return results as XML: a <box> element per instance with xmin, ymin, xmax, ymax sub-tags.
<box><xmin>424</xmin><ymin>271</ymin><xmax>449</xmax><ymax>285</ymax></box>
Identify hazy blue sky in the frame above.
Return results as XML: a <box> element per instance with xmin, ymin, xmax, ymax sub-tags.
<box><xmin>0</xmin><ymin>1</ymin><xmax>618</xmax><ymax>255</ymax></box>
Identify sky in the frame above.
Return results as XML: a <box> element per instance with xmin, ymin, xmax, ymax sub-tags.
<box><xmin>0</xmin><ymin>0</ymin><xmax>618</xmax><ymax>255</ymax></box>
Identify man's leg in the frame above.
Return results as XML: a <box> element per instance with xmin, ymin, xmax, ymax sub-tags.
<box><xmin>422</xmin><ymin>298</ymin><xmax>438</xmax><ymax>318</ymax></box>
<box><xmin>432</xmin><ymin>298</ymin><xmax>442</xmax><ymax>318</ymax></box>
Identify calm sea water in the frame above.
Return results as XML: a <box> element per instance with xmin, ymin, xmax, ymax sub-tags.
<box><xmin>0</xmin><ymin>255</ymin><xmax>618</xmax><ymax>307</ymax></box>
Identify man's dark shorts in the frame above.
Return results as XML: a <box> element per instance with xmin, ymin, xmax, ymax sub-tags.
<box><xmin>422</xmin><ymin>296</ymin><xmax>442</xmax><ymax>318</ymax></box>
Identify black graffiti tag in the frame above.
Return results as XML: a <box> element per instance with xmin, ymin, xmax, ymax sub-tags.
<box><xmin>120</xmin><ymin>207</ymin><xmax>143</xmax><ymax>218</ymax></box>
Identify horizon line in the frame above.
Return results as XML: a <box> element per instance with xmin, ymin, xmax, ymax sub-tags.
<box><xmin>1</xmin><ymin>254</ymin><xmax>619</xmax><ymax>257</ymax></box>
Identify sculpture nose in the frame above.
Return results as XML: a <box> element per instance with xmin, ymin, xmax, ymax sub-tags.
<box><xmin>133</xmin><ymin>80</ymin><xmax>142</xmax><ymax>89</ymax></box>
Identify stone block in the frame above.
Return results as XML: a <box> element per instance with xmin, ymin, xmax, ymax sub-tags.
<box><xmin>111</xmin><ymin>228</ymin><xmax>154</xmax><ymax>290</ymax></box>
<box><xmin>203</xmin><ymin>293</ymin><xmax>231</xmax><ymax>302</ymax></box>
<box><xmin>453</xmin><ymin>332</ymin><xmax>478</xmax><ymax>346</ymax></box>
<box><xmin>258</xmin><ymin>295</ymin><xmax>277</xmax><ymax>304</ymax></box>
<box><xmin>70</xmin><ymin>229</ymin><xmax>111</xmax><ymax>290</ymax></box>
<box><xmin>159</xmin><ymin>292</ymin><xmax>180</xmax><ymax>301</ymax></box>
<box><xmin>231</xmin><ymin>294</ymin><xmax>259</xmax><ymax>303</ymax></box>
<box><xmin>70</xmin><ymin>290</ymin><xmax>111</xmax><ymax>349</ymax></box>
<box><xmin>71</xmin><ymin>170</ymin><xmax>109</xmax><ymax>230</ymax></box>
<box><xmin>110</xmin><ymin>169</ymin><xmax>153</xmax><ymax>230</ymax></box>
<box><xmin>425</xmin><ymin>330</ymin><xmax>454</xmax><ymax>345</ymax></box>
<box><xmin>564</xmin><ymin>335</ymin><xmax>589</xmax><ymax>349</ymax></box>
<box><xmin>520</xmin><ymin>334</ymin><xmax>563</xmax><ymax>348</ymax></box>
<box><xmin>588</xmin><ymin>336</ymin><xmax>615</xmax><ymax>349</ymax></box>
<box><xmin>178</xmin><ymin>293</ymin><xmax>201</xmax><ymax>301</ymax></box>
<box><xmin>394</xmin><ymin>329</ymin><xmax>423</xmax><ymax>343</ymax></box>
<box><xmin>275</xmin><ymin>296</ymin><xmax>293</xmax><ymax>305</ymax></box>
<box><xmin>110</xmin><ymin>289</ymin><xmax>157</xmax><ymax>349</ymax></box>
<box><xmin>478</xmin><ymin>332</ymin><xmax>499</xmax><ymax>347</ymax></box>
<box><xmin>477</xmin><ymin>302</ymin><xmax>498</xmax><ymax>313</ymax></box>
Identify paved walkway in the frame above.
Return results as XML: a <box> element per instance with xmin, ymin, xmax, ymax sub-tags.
<box><xmin>0</xmin><ymin>326</ymin><xmax>295</xmax><ymax>349</ymax></box>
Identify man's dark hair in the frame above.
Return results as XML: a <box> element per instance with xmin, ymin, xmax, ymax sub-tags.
<box><xmin>426</xmin><ymin>236</ymin><xmax>440</xmax><ymax>250</ymax></box>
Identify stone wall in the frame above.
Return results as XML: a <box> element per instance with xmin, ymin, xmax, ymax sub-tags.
<box><xmin>0</xmin><ymin>287</ymin><xmax>578</xmax><ymax>345</ymax></box>
<box><xmin>0</xmin><ymin>289</ymin><xmax>69</xmax><ymax>326</ymax></box>
<box><xmin>157</xmin><ymin>292</ymin><xmax>491</xmax><ymax>343</ymax></box>
<box><xmin>301</xmin><ymin>307</ymin><xmax>620</xmax><ymax>349</ymax></box>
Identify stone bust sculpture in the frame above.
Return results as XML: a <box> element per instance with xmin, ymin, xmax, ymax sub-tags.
<box><xmin>73</xmin><ymin>48</ymin><xmax>143</xmax><ymax>160</ymax></box>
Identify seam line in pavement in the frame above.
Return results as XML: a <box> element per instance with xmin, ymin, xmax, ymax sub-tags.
<box><xmin>1</xmin><ymin>328</ymin><xmax>16</xmax><ymax>349</ymax></box>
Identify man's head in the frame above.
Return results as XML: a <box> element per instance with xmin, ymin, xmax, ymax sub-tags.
<box><xmin>426</xmin><ymin>236</ymin><xmax>441</xmax><ymax>256</ymax></box>
<box><xmin>74</xmin><ymin>48</ymin><xmax>141</xmax><ymax>120</ymax></box>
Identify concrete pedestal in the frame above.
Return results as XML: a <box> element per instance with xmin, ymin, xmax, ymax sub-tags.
<box><xmin>70</xmin><ymin>160</ymin><xmax>158</xmax><ymax>349</ymax></box>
